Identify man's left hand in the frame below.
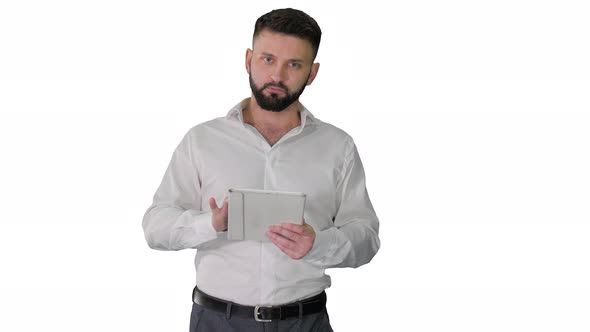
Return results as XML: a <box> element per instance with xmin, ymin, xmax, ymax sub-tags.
<box><xmin>266</xmin><ymin>221</ymin><xmax>315</xmax><ymax>259</ymax></box>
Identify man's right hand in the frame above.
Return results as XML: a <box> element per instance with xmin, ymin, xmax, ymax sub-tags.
<box><xmin>209</xmin><ymin>197</ymin><xmax>228</xmax><ymax>232</ymax></box>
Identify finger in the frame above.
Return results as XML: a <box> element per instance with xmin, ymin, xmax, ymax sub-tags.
<box><xmin>268</xmin><ymin>226</ymin><xmax>301</xmax><ymax>242</ymax></box>
<box><xmin>280</xmin><ymin>223</ymin><xmax>305</xmax><ymax>233</ymax></box>
<box><xmin>267</xmin><ymin>232</ymin><xmax>300</xmax><ymax>257</ymax></box>
<box><xmin>273</xmin><ymin>240</ymin><xmax>300</xmax><ymax>259</ymax></box>
<box><xmin>266</xmin><ymin>230</ymin><xmax>296</xmax><ymax>249</ymax></box>
<box><xmin>268</xmin><ymin>233</ymin><xmax>305</xmax><ymax>259</ymax></box>
<box><xmin>268</xmin><ymin>225</ymin><xmax>289</xmax><ymax>234</ymax></box>
<box><xmin>209</xmin><ymin>197</ymin><xmax>218</xmax><ymax>210</ymax></box>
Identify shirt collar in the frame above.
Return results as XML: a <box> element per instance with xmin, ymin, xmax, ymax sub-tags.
<box><xmin>226</xmin><ymin>98</ymin><xmax>316</xmax><ymax>129</ymax></box>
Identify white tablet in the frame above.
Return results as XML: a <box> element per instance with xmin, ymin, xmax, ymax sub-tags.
<box><xmin>227</xmin><ymin>188</ymin><xmax>306</xmax><ymax>241</ymax></box>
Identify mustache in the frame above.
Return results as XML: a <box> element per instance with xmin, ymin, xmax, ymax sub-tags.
<box><xmin>262</xmin><ymin>82</ymin><xmax>289</xmax><ymax>92</ymax></box>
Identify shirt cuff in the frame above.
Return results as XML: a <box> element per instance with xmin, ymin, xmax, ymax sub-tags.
<box><xmin>192</xmin><ymin>210</ymin><xmax>218</xmax><ymax>241</ymax></box>
<box><xmin>303</xmin><ymin>227</ymin><xmax>351</xmax><ymax>268</ymax></box>
<box><xmin>174</xmin><ymin>210</ymin><xmax>218</xmax><ymax>249</ymax></box>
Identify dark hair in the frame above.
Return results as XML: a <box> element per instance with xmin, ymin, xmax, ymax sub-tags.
<box><xmin>253</xmin><ymin>8</ymin><xmax>322</xmax><ymax>60</ymax></box>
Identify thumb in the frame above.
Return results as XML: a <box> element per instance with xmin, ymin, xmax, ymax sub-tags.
<box><xmin>209</xmin><ymin>197</ymin><xmax>219</xmax><ymax>211</ymax></box>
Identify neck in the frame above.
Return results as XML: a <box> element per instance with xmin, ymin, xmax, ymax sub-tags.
<box><xmin>243</xmin><ymin>97</ymin><xmax>301</xmax><ymax>132</ymax></box>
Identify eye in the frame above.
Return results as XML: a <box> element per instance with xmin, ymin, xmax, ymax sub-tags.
<box><xmin>289</xmin><ymin>62</ymin><xmax>302</xmax><ymax>69</ymax></box>
<box><xmin>263</xmin><ymin>57</ymin><xmax>273</xmax><ymax>63</ymax></box>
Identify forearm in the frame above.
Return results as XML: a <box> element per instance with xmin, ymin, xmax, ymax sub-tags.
<box><xmin>303</xmin><ymin>218</ymin><xmax>380</xmax><ymax>268</ymax></box>
<box><xmin>142</xmin><ymin>129</ymin><xmax>219</xmax><ymax>251</ymax></box>
<box><xmin>303</xmin><ymin>139</ymin><xmax>381</xmax><ymax>268</ymax></box>
<box><xmin>142</xmin><ymin>205</ymin><xmax>217</xmax><ymax>251</ymax></box>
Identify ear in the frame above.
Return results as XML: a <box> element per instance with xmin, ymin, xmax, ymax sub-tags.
<box><xmin>306</xmin><ymin>62</ymin><xmax>320</xmax><ymax>86</ymax></box>
<box><xmin>245</xmin><ymin>48</ymin><xmax>253</xmax><ymax>74</ymax></box>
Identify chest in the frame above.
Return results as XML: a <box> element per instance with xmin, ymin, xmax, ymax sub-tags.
<box><xmin>257</xmin><ymin>128</ymin><xmax>291</xmax><ymax>146</ymax></box>
<box><xmin>197</xmin><ymin>138</ymin><xmax>343</xmax><ymax>216</ymax></box>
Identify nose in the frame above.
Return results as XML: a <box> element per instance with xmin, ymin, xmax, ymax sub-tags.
<box><xmin>270</xmin><ymin>64</ymin><xmax>287</xmax><ymax>83</ymax></box>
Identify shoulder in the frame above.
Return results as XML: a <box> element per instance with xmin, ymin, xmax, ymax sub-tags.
<box><xmin>184</xmin><ymin>116</ymin><xmax>234</xmax><ymax>139</ymax></box>
<box><xmin>310</xmin><ymin>117</ymin><xmax>356</xmax><ymax>151</ymax></box>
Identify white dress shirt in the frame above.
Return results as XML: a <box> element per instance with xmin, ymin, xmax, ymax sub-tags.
<box><xmin>142</xmin><ymin>99</ymin><xmax>380</xmax><ymax>306</ymax></box>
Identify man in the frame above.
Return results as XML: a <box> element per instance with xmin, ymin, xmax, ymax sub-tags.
<box><xmin>143</xmin><ymin>8</ymin><xmax>380</xmax><ymax>332</ymax></box>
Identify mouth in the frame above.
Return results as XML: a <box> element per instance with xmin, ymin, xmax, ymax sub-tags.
<box><xmin>265</xmin><ymin>86</ymin><xmax>286</xmax><ymax>94</ymax></box>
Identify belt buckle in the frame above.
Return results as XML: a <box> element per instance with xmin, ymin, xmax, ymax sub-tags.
<box><xmin>254</xmin><ymin>305</ymin><xmax>272</xmax><ymax>322</ymax></box>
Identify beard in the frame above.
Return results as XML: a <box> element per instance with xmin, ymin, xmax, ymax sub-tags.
<box><xmin>249</xmin><ymin>74</ymin><xmax>309</xmax><ymax>112</ymax></box>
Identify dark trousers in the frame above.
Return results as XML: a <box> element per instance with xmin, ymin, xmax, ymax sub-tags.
<box><xmin>190</xmin><ymin>302</ymin><xmax>334</xmax><ymax>332</ymax></box>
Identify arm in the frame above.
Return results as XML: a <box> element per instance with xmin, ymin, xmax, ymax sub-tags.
<box><xmin>142</xmin><ymin>131</ymin><xmax>220</xmax><ymax>251</ymax></box>
<box><xmin>267</xmin><ymin>140</ymin><xmax>380</xmax><ymax>268</ymax></box>
<box><xmin>303</xmin><ymin>141</ymin><xmax>380</xmax><ymax>268</ymax></box>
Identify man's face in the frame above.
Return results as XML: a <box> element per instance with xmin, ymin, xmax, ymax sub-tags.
<box><xmin>246</xmin><ymin>29</ymin><xmax>319</xmax><ymax>112</ymax></box>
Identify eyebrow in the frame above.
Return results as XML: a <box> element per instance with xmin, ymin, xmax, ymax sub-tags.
<box><xmin>261</xmin><ymin>52</ymin><xmax>306</xmax><ymax>63</ymax></box>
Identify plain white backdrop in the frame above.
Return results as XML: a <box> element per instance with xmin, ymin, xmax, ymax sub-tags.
<box><xmin>1</xmin><ymin>0</ymin><xmax>589</xmax><ymax>331</ymax></box>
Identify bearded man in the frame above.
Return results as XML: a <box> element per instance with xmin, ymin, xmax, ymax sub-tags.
<box><xmin>143</xmin><ymin>8</ymin><xmax>380</xmax><ymax>332</ymax></box>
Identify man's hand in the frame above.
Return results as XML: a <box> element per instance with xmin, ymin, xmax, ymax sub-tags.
<box><xmin>209</xmin><ymin>197</ymin><xmax>228</xmax><ymax>232</ymax></box>
<box><xmin>266</xmin><ymin>221</ymin><xmax>315</xmax><ymax>259</ymax></box>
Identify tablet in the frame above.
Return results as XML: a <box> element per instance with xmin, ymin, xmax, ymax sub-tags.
<box><xmin>227</xmin><ymin>188</ymin><xmax>306</xmax><ymax>241</ymax></box>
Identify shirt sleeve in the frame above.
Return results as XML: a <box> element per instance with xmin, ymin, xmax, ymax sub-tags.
<box><xmin>303</xmin><ymin>140</ymin><xmax>380</xmax><ymax>268</ymax></box>
<box><xmin>142</xmin><ymin>130</ymin><xmax>218</xmax><ymax>251</ymax></box>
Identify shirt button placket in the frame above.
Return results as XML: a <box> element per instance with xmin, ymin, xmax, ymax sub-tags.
<box><xmin>264</xmin><ymin>151</ymin><xmax>272</xmax><ymax>190</ymax></box>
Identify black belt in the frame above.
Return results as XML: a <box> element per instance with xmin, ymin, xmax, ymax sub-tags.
<box><xmin>192</xmin><ymin>286</ymin><xmax>327</xmax><ymax>322</ymax></box>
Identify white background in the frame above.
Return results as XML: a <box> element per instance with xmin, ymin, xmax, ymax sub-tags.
<box><xmin>1</xmin><ymin>0</ymin><xmax>589</xmax><ymax>331</ymax></box>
